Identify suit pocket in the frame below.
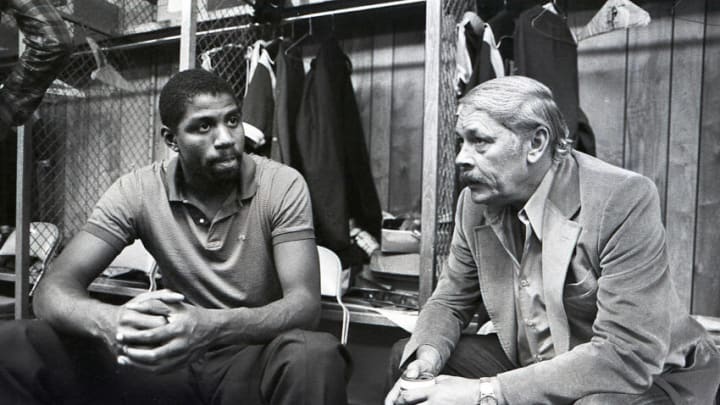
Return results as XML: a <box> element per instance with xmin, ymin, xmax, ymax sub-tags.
<box><xmin>563</xmin><ymin>266</ymin><xmax>598</xmax><ymax>314</ymax></box>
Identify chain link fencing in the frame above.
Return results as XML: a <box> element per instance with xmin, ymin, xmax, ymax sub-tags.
<box><xmin>1</xmin><ymin>0</ymin><xmax>161</xmax><ymax>286</ymax></box>
<box><xmin>194</xmin><ymin>0</ymin><xmax>277</xmax><ymax>107</ymax></box>
<box><xmin>432</xmin><ymin>0</ymin><xmax>473</xmax><ymax>278</ymax></box>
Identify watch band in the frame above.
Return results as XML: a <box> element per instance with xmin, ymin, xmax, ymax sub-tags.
<box><xmin>477</xmin><ymin>377</ymin><xmax>498</xmax><ymax>405</ymax></box>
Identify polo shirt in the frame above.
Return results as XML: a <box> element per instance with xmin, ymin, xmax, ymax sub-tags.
<box><xmin>485</xmin><ymin>164</ymin><xmax>557</xmax><ymax>366</ymax></box>
<box><xmin>84</xmin><ymin>153</ymin><xmax>315</xmax><ymax>309</ymax></box>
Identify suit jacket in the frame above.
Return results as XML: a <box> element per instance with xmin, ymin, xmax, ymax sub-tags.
<box><xmin>403</xmin><ymin>151</ymin><xmax>720</xmax><ymax>404</ymax></box>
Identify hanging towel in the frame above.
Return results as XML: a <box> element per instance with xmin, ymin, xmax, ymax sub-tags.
<box><xmin>456</xmin><ymin>12</ymin><xmax>505</xmax><ymax>97</ymax></box>
<box><xmin>242</xmin><ymin>41</ymin><xmax>276</xmax><ymax>154</ymax></box>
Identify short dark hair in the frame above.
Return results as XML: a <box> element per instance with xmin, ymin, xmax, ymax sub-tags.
<box><xmin>159</xmin><ymin>69</ymin><xmax>238</xmax><ymax>131</ymax></box>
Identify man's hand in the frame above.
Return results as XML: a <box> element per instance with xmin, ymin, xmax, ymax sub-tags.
<box><xmin>110</xmin><ymin>289</ymin><xmax>218</xmax><ymax>373</ymax></box>
<box><xmin>389</xmin><ymin>375</ymin><xmax>482</xmax><ymax>405</ymax></box>
<box><xmin>385</xmin><ymin>345</ymin><xmax>442</xmax><ymax>405</ymax></box>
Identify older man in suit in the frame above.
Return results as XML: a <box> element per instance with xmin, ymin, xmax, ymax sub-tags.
<box><xmin>385</xmin><ymin>76</ymin><xmax>720</xmax><ymax>405</ymax></box>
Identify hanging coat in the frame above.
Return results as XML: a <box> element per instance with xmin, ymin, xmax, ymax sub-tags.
<box><xmin>514</xmin><ymin>5</ymin><xmax>596</xmax><ymax>155</ymax></box>
<box><xmin>270</xmin><ymin>41</ymin><xmax>305</xmax><ymax>165</ymax></box>
<box><xmin>294</xmin><ymin>38</ymin><xmax>382</xmax><ymax>263</ymax></box>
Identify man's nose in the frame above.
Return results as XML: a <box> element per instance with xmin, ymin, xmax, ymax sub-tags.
<box><xmin>455</xmin><ymin>143</ymin><xmax>473</xmax><ymax>169</ymax></box>
<box><xmin>214</xmin><ymin>124</ymin><xmax>235</xmax><ymax>147</ymax></box>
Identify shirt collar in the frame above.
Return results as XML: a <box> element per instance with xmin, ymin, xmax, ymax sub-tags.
<box><xmin>519</xmin><ymin>164</ymin><xmax>557</xmax><ymax>242</ymax></box>
<box><xmin>164</xmin><ymin>153</ymin><xmax>258</xmax><ymax>203</ymax></box>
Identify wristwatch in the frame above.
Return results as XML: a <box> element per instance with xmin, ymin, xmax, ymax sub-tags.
<box><xmin>477</xmin><ymin>377</ymin><xmax>498</xmax><ymax>405</ymax></box>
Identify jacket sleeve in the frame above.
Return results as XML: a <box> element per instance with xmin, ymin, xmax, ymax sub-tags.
<box><xmin>400</xmin><ymin>188</ymin><xmax>487</xmax><ymax>367</ymax></box>
<box><xmin>497</xmin><ymin>175</ymin><xmax>673</xmax><ymax>404</ymax></box>
<box><xmin>0</xmin><ymin>0</ymin><xmax>72</xmax><ymax>126</ymax></box>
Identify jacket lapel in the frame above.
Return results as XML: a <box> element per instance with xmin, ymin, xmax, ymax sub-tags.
<box><xmin>474</xmin><ymin>224</ymin><xmax>518</xmax><ymax>365</ymax></box>
<box><xmin>541</xmin><ymin>155</ymin><xmax>582</xmax><ymax>355</ymax></box>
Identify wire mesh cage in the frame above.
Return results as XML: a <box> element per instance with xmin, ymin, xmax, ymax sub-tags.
<box><xmin>194</xmin><ymin>0</ymin><xmax>277</xmax><ymax>106</ymax></box>
<box><xmin>432</xmin><ymin>0</ymin><xmax>474</xmax><ymax>278</ymax></box>
<box><xmin>1</xmin><ymin>0</ymin><xmax>161</xmax><ymax>268</ymax></box>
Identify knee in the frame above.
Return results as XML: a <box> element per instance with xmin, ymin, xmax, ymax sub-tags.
<box><xmin>389</xmin><ymin>338</ymin><xmax>410</xmax><ymax>368</ymax></box>
<box><xmin>574</xmin><ymin>393</ymin><xmax>626</xmax><ymax>405</ymax></box>
<box><xmin>387</xmin><ymin>338</ymin><xmax>410</xmax><ymax>379</ymax></box>
<box><xmin>274</xmin><ymin>330</ymin><xmax>346</xmax><ymax>369</ymax></box>
<box><xmin>573</xmin><ymin>394</ymin><xmax>601</xmax><ymax>405</ymax></box>
<box><xmin>0</xmin><ymin>319</ymin><xmax>55</xmax><ymax>349</ymax></box>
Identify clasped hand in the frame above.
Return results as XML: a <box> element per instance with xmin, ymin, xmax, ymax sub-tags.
<box><xmin>111</xmin><ymin>289</ymin><xmax>213</xmax><ymax>373</ymax></box>
<box><xmin>385</xmin><ymin>356</ymin><xmax>481</xmax><ymax>405</ymax></box>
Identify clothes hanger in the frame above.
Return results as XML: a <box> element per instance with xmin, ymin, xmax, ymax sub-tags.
<box><xmin>529</xmin><ymin>1</ymin><xmax>576</xmax><ymax>45</ymax></box>
<box><xmin>488</xmin><ymin>8</ymin><xmax>515</xmax><ymax>49</ymax></box>
<box><xmin>285</xmin><ymin>18</ymin><xmax>312</xmax><ymax>55</ymax></box>
<box><xmin>575</xmin><ymin>0</ymin><xmax>650</xmax><ymax>42</ymax></box>
<box><xmin>86</xmin><ymin>37</ymin><xmax>134</xmax><ymax>91</ymax></box>
<box><xmin>200</xmin><ymin>43</ymin><xmax>247</xmax><ymax>71</ymax></box>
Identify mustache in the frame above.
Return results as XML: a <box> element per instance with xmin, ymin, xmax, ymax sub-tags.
<box><xmin>209</xmin><ymin>151</ymin><xmax>241</xmax><ymax>164</ymax></box>
<box><xmin>459</xmin><ymin>171</ymin><xmax>486</xmax><ymax>185</ymax></box>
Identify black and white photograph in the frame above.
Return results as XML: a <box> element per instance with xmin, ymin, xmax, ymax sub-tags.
<box><xmin>0</xmin><ymin>0</ymin><xmax>719</xmax><ymax>404</ymax></box>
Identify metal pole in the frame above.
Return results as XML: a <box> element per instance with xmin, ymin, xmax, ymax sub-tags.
<box><xmin>282</xmin><ymin>0</ymin><xmax>424</xmax><ymax>21</ymax></box>
<box><xmin>179</xmin><ymin>0</ymin><xmax>197</xmax><ymax>70</ymax></box>
<box><xmin>14</xmin><ymin>32</ymin><xmax>31</xmax><ymax>319</ymax></box>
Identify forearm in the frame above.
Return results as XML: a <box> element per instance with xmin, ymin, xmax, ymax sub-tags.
<box><xmin>0</xmin><ymin>0</ymin><xmax>71</xmax><ymax>126</ymax></box>
<box><xmin>34</xmin><ymin>273</ymin><xmax>119</xmax><ymax>342</ymax></box>
<box><xmin>206</xmin><ymin>291</ymin><xmax>320</xmax><ymax>347</ymax></box>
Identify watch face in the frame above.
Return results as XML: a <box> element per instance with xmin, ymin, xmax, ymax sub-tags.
<box><xmin>478</xmin><ymin>381</ymin><xmax>497</xmax><ymax>405</ymax></box>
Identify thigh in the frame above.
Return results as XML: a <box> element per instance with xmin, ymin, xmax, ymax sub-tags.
<box><xmin>0</xmin><ymin>319</ymin><xmax>82</xmax><ymax>404</ymax></box>
<box><xmin>194</xmin><ymin>330</ymin><xmax>349</xmax><ymax>405</ymax></box>
<box><xmin>386</xmin><ymin>333</ymin><xmax>516</xmax><ymax>387</ymax></box>
<box><xmin>0</xmin><ymin>319</ymin><xmax>199</xmax><ymax>405</ymax></box>
<box><xmin>193</xmin><ymin>342</ymin><xmax>267</xmax><ymax>405</ymax></box>
<box><xmin>441</xmin><ymin>334</ymin><xmax>516</xmax><ymax>378</ymax></box>
<box><xmin>574</xmin><ymin>384</ymin><xmax>673</xmax><ymax>405</ymax></box>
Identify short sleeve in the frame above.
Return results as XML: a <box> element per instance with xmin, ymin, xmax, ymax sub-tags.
<box><xmin>83</xmin><ymin>174</ymin><xmax>140</xmax><ymax>251</ymax></box>
<box><xmin>269</xmin><ymin>167</ymin><xmax>315</xmax><ymax>245</ymax></box>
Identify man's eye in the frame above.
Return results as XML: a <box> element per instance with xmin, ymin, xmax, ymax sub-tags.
<box><xmin>227</xmin><ymin>116</ymin><xmax>239</xmax><ymax>127</ymax></box>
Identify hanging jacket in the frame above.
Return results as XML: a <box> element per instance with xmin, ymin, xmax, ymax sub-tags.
<box><xmin>294</xmin><ymin>38</ymin><xmax>382</xmax><ymax>264</ymax></box>
<box><xmin>514</xmin><ymin>4</ymin><xmax>596</xmax><ymax>155</ymax></box>
<box><xmin>270</xmin><ymin>41</ymin><xmax>305</xmax><ymax>165</ymax></box>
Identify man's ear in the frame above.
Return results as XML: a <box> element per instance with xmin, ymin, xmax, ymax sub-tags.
<box><xmin>161</xmin><ymin>126</ymin><xmax>179</xmax><ymax>152</ymax></box>
<box><xmin>527</xmin><ymin>126</ymin><xmax>550</xmax><ymax>164</ymax></box>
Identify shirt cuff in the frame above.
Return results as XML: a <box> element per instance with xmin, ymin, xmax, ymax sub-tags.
<box><xmin>272</xmin><ymin>228</ymin><xmax>315</xmax><ymax>245</ymax></box>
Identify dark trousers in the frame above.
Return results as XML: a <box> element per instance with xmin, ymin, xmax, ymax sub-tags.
<box><xmin>0</xmin><ymin>320</ymin><xmax>350</xmax><ymax>405</ymax></box>
<box><xmin>388</xmin><ymin>334</ymin><xmax>673</xmax><ymax>405</ymax></box>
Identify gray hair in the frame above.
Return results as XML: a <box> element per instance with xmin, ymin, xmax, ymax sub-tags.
<box><xmin>458</xmin><ymin>76</ymin><xmax>572</xmax><ymax>158</ymax></box>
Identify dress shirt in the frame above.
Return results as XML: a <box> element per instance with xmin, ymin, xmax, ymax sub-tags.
<box><xmin>487</xmin><ymin>165</ymin><xmax>557</xmax><ymax>366</ymax></box>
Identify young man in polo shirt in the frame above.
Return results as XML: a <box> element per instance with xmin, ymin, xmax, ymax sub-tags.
<box><xmin>0</xmin><ymin>69</ymin><xmax>349</xmax><ymax>404</ymax></box>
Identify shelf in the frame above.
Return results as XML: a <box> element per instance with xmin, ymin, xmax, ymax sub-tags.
<box><xmin>322</xmin><ymin>299</ymin><xmax>417</xmax><ymax>328</ymax></box>
<box><xmin>87</xmin><ymin>277</ymin><xmax>150</xmax><ymax>297</ymax></box>
<box><xmin>0</xmin><ymin>272</ymin><xmax>150</xmax><ymax>297</ymax></box>
<box><xmin>0</xmin><ymin>272</ymin><xmax>415</xmax><ymax>329</ymax></box>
